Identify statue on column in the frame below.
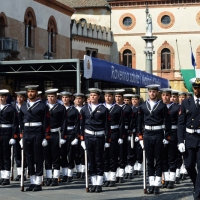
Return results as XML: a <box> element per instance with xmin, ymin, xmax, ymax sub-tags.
<box><xmin>146</xmin><ymin>14</ymin><xmax>152</xmax><ymax>36</ymax></box>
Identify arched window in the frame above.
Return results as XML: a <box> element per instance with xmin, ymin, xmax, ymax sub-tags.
<box><xmin>123</xmin><ymin>49</ymin><xmax>132</xmax><ymax>67</ymax></box>
<box><xmin>48</xmin><ymin>16</ymin><xmax>57</xmax><ymax>53</ymax></box>
<box><xmin>0</xmin><ymin>15</ymin><xmax>5</xmax><ymax>37</ymax></box>
<box><xmin>24</xmin><ymin>8</ymin><xmax>36</xmax><ymax>48</ymax></box>
<box><xmin>161</xmin><ymin>48</ymin><xmax>171</xmax><ymax>69</ymax></box>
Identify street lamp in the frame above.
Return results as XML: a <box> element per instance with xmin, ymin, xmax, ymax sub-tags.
<box><xmin>44</xmin><ymin>51</ymin><xmax>53</xmax><ymax>60</ymax></box>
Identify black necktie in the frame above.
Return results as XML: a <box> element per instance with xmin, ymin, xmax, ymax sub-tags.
<box><xmin>196</xmin><ymin>99</ymin><xmax>199</xmax><ymax>109</ymax></box>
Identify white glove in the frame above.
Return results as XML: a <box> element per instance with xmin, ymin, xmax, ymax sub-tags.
<box><xmin>163</xmin><ymin>139</ymin><xmax>169</xmax><ymax>145</ymax></box>
<box><xmin>81</xmin><ymin>141</ymin><xmax>86</xmax><ymax>150</ymax></box>
<box><xmin>60</xmin><ymin>139</ymin><xmax>66</xmax><ymax>145</ymax></box>
<box><xmin>128</xmin><ymin>136</ymin><xmax>131</xmax><ymax>141</ymax></box>
<box><xmin>135</xmin><ymin>137</ymin><xmax>139</xmax><ymax>142</ymax></box>
<box><xmin>118</xmin><ymin>138</ymin><xmax>123</xmax><ymax>145</ymax></box>
<box><xmin>42</xmin><ymin>139</ymin><xmax>48</xmax><ymax>147</ymax></box>
<box><xmin>9</xmin><ymin>139</ymin><xmax>16</xmax><ymax>145</ymax></box>
<box><xmin>104</xmin><ymin>143</ymin><xmax>110</xmax><ymax>148</ymax></box>
<box><xmin>178</xmin><ymin>143</ymin><xmax>185</xmax><ymax>153</ymax></box>
<box><xmin>71</xmin><ymin>138</ymin><xmax>78</xmax><ymax>145</ymax></box>
<box><xmin>19</xmin><ymin>139</ymin><xmax>23</xmax><ymax>148</ymax></box>
<box><xmin>139</xmin><ymin>140</ymin><xmax>144</xmax><ymax>149</ymax></box>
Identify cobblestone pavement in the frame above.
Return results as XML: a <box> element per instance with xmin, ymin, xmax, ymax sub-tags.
<box><xmin>0</xmin><ymin>171</ymin><xmax>194</xmax><ymax>200</ymax></box>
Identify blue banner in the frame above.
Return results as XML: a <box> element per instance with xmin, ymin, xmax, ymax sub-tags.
<box><xmin>84</xmin><ymin>56</ymin><xmax>169</xmax><ymax>88</ymax></box>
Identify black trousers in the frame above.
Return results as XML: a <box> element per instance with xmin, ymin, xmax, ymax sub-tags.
<box><xmin>135</xmin><ymin>141</ymin><xmax>143</xmax><ymax>164</ymax></box>
<box><xmin>60</xmin><ymin>134</ymin><xmax>75</xmax><ymax>169</ymax></box>
<box><xmin>185</xmin><ymin>147</ymin><xmax>200</xmax><ymax>198</ymax></box>
<box><xmin>14</xmin><ymin>138</ymin><xmax>21</xmax><ymax>167</ymax></box>
<box><xmin>0</xmin><ymin>134</ymin><xmax>12</xmax><ymax>171</ymax></box>
<box><xmin>44</xmin><ymin>132</ymin><xmax>60</xmax><ymax>170</ymax></box>
<box><xmin>74</xmin><ymin>138</ymin><xmax>85</xmax><ymax>166</ymax></box>
<box><xmin>144</xmin><ymin>130</ymin><xmax>164</xmax><ymax>177</ymax></box>
<box><xmin>104</xmin><ymin>131</ymin><xmax>119</xmax><ymax>172</ymax></box>
<box><xmin>85</xmin><ymin>135</ymin><xmax>105</xmax><ymax>176</ymax></box>
<box><xmin>24</xmin><ymin>128</ymin><xmax>44</xmax><ymax>176</ymax></box>
<box><xmin>176</xmin><ymin>151</ymin><xmax>183</xmax><ymax>169</ymax></box>
<box><xmin>127</xmin><ymin>137</ymin><xmax>137</xmax><ymax>166</ymax></box>
<box><xmin>119</xmin><ymin>130</ymin><xmax>128</xmax><ymax>169</ymax></box>
<box><xmin>163</xmin><ymin>132</ymin><xmax>178</xmax><ymax>172</ymax></box>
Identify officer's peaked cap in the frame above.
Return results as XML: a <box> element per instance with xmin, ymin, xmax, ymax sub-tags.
<box><xmin>190</xmin><ymin>77</ymin><xmax>200</xmax><ymax>87</ymax></box>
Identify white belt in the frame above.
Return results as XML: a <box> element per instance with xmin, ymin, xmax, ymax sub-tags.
<box><xmin>132</xmin><ymin>129</ymin><xmax>136</xmax><ymax>132</ymax></box>
<box><xmin>186</xmin><ymin>128</ymin><xmax>200</xmax><ymax>134</ymax></box>
<box><xmin>171</xmin><ymin>125</ymin><xmax>177</xmax><ymax>129</ymax></box>
<box><xmin>50</xmin><ymin>127</ymin><xmax>61</xmax><ymax>132</ymax></box>
<box><xmin>85</xmin><ymin>129</ymin><xmax>105</xmax><ymax>136</ymax></box>
<box><xmin>110</xmin><ymin>125</ymin><xmax>119</xmax><ymax>129</ymax></box>
<box><xmin>0</xmin><ymin>124</ymin><xmax>12</xmax><ymax>128</ymax></box>
<box><xmin>24</xmin><ymin>122</ymin><xmax>42</xmax><ymax>127</ymax></box>
<box><xmin>125</xmin><ymin>125</ymin><xmax>128</xmax><ymax>129</ymax></box>
<box><xmin>67</xmin><ymin>126</ymin><xmax>75</xmax><ymax>130</ymax></box>
<box><xmin>145</xmin><ymin>125</ymin><xmax>163</xmax><ymax>130</ymax></box>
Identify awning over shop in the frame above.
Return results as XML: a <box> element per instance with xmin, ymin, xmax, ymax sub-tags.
<box><xmin>84</xmin><ymin>55</ymin><xmax>169</xmax><ymax>88</ymax></box>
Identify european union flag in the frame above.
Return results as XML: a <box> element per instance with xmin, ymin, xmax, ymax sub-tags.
<box><xmin>191</xmin><ymin>48</ymin><xmax>196</xmax><ymax>68</ymax></box>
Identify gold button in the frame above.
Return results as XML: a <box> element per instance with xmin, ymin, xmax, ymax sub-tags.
<box><xmin>192</xmin><ymin>119</ymin><xmax>194</xmax><ymax>121</ymax></box>
<box><xmin>191</xmin><ymin>125</ymin><xmax>193</xmax><ymax>128</ymax></box>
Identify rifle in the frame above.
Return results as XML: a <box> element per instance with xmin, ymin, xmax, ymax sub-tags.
<box><xmin>20</xmin><ymin>138</ymin><xmax>24</xmax><ymax>191</ymax></box>
<box><xmin>85</xmin><ymin>149</ymin><xmax>89</xmax><ymax>192</ymax></box>
<box><xmin>142</xmin><ymin>140</ymin><xmax>147</xmax><ymax>194</ymax></box>
<box><xmin>10</xmin><ymin>146</ymin><xmax>14</xmax><ymax>181</ymax></box>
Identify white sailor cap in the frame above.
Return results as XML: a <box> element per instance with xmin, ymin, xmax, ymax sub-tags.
<box><xmin>114</xmin><ymin>89</ymin><xmax>125</xmax><ymax>95</ymax></box>
<box><xmin>190</xmin><ymin>77</ymin><xmax>200</xmax><ymax>87</ymax></box>
<box><xmin>187</xmin><ymin>92</ymin><xmax>193</xmax><ymax>97</ymax></box>
<box><xmin>25</xmin><ymin>85</ymin><xmax>39</xmax><ymax>90</ymax></box>
<box><xmin>146</xmin><ymin>84</ymin><xmax>160</xmax><ymax>90</ymax></box>
<box><xmin>103</xmin><ymin>90</ymin><xmax>115</xmax><ymax>94</ymax></box>
<box><xmin>88</xmin><ymin>88</ymin><xmax>102</xmax><ymax>94</ymax></box>
<box><xmin>85</xmin><ymin>94</ymin><xmax>90</xmax><ymax>98</ymax></box>
<box><xmin>160</xmin><ymin>88</ymin><xmax>172</xmax><ymax>94</ymax></box>
<box><xmin>73</xmin><ymin>93</ymin><xmax>85</xmax><ymax>97</ymax></box>
<box><xmin>131</xmin><ymin>94</ymin><xmax>140</xmax><ymax>99</ymax></box>
<box><xmin>178</xmin><ymin>91</ymin><xmax>187</xmax><ymax>96</ymax></box>
<box><xmin>45</xmin><ymin>89</ymin><xmax>58</xmax><ymax>94</ymax></box>
<box><xmin>171</xmin><ymin>90</ymin><xmax>179</xmax><ymax>95</ymax></box>
<box><xmin>15</xmin><ymin>91</ymin><xmax>26</xmax><ymax>96</ymax></box>
<box><xmin>123</xmin><ymin>94</ymin><xmax>134</xmax><ymax>99</ymax></box>
<box><xmin>60</xmin><ymin>91</ymin><xmax>72</xmax><ymax>96</ymax></box>
<box><xmin>0</xmin><ymin>89</ymin><xmax>9</xmax><ymax>95</ymax></box>
<box><xmin>37</xmin><ymin>91</ymin><xmax>42</xmax><ymax>95</ymax></box>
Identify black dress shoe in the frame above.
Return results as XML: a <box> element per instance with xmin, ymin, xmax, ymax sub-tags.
<box><xmin>67</xmin><ymin>177</ymin><xmax>73</xmax><ymax>183</ymax></box>
<box><xmin>116</xmin><ymin>177</ymin><xmax>119</xmax><ymax>183</ymax></box>
<box><xmin>162</xmin><ymin>181</ymin><xmax>169</xmax><ymax>188</ymax></box>
<box><xmin>14</xmin><ymin>175</ymin><xmax>21</xmax><ymax>181</ymax></box>
<box><xmin>1</xmin><ymin>179</ymin><xmax>10</xmax><ymax>185</ymax></box>
<box><xmin>167</xmin><ymin>181</ymin><xmax>175</xmax><ymax>189</ymax></box>
<box><xmin>175</xmin><ymin>177</ymin><xmax>180</xmax><ymax>184</ymax></box>
<box><xmin>76</xmin><ymin>172</ymin><xmax>81</xmax><ymax>179</ymax></box>
<box><xmin>119</xmin><ymin>177</ymin><xmax>124</xmax><ymax>183</ymax></box>
<box><xmin>147</xmin><ymin>186</ymin><xmax>154</xmax><ymax>194</ymax></box>
<box><xmin>89</xmin><ymin>185</ymin><xmax>96</xmax><ymax>192</ymax></box>
<box><xmin>51</xmin><ymin>178</ymin><xmax>58</xmax><ymax>186</ymax></box>
<box><xmin>154</xmin><ymin>186</ymin><xmax>160</xmax><ymax>195</ymax></box>
<box><xmin>108</xmin><ymin>181</ymin><xmax>116</xmax><ymax>187</ymax></box>
<box><xmin>0</xmin><ymin>179</ymin><xmax>4</xmax><ymax>184</ymax></box>
<box><xmin>33</xmin><ymin>185</ymin><xmax>42</xmax><ymax>191</ymax></box>
<box><xmin>62</xmin><ymin>176</ymin><xmax>68</xmax><ymax>182</ymax></box>
<box><xmin>26</xmin><ymin>184</ymin><xmax>35</xmax><ymax>191</ymax></box>
<box><xmin>45</xmin><ymin>178</ymin><xmax>52</xmax><ymax>186</ymax></box>
<box><xmin>103</xmin><ymin>181</ymin><xmax>110</xmax><ymax>187</ymax></box>
<box><xmin>128</xmin><ymin>173</ymin><xmax>133</xmax><ymax>179</ymax></box>
<box><xmin>80</xmin><ymin>172</ymin><xmax>85</xmax><ymax>179</ymax></box>
<box><xmin>124</xmin><ymin>173</ymin><xmax>128</xmax><ymax>179</ymax></box>
<box><xmin>96</xmin><ymin>186</ymin><xmax>102</xmax><ymax>193</ymax></box>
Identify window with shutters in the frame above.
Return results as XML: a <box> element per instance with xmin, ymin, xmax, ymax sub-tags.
<box><xmin>48</xmin><ymin>16</ymin><xmax>57</xmax><ymax>53</ymax></box>
<box><xmin>161</xmin><ymin>48</ymin><xmax>171</xmax><ymax>70</ymax></box>
<box><xmin>123</xmin><ymin>49</ymin><xmax>132</xmax><ymax>68</ymax></box>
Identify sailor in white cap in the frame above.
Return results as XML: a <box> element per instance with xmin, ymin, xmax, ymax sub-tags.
<box><xmin>137</xmin><ymin>84</ymin><xmax>171</xmax><ymax>195</ymax></box>
<box><xmin>178</xmin><ymin>91</ymin><xmax>187</xmax><ymax>105</ymax></box>
<box><xmin>0</xmin><ymin>89</ymin><xmax>18</xmax><ymax>186</ymax></box>
<box><xmin>43</xmin><ymin>89</ymin><xmax>66</xmax><ymax>187</ymax></box>
<box><xmin>80</xmin><ymin>88</ymin><xmax>110</xmax><ymax>193</ymax></box>
<box><xmin>60</xmin><ymin>91</ymin><xmax>80</xmax><ymax>183</ymax></box>
<box><xmin>170</xmin><ymin>90</ymin><xmax>179</xmax><ymax>104</ymax></box>
<box><xmin>19</xmin><ymin>85</ymin><xmax>48</xmax><ymax>191</ymax></box>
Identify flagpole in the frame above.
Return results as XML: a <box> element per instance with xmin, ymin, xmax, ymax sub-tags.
<box><xmin>176</xmin><ymin>39</ymin><xmax>181</xmax><ymax>70</ymax></box>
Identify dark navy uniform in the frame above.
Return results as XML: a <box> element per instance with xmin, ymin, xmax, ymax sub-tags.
<box><xmin>80</xmin><ymin>103</ymin><xmax>110</xmax><ymax>191</ymax></box>
<box><xmin>178</xmin><ymin>95</ymin><xmax>200</xmax><ymax>198</ymax></box>
<box><xmin>103</xmin><ymin>103</ymin><xmax>124</xmax><ymax>186</ymax></box>
<box><xmin>44</xmin><ymin>102</ymin><xmax>66</xmax><ymax>186</ymax></box>
<box><xmin>0</xmin><ymin>104</ymin><xmax>17</xmax><ymax>184</ymax></box>
<box><xmin>19</xmin><ymin>100</ymin><xmax>47</xmax><ymax>189</ymax></box>
<box><xmin>61</xmin><ymin>106</ymin><xmax>80</xmax><ymax>182</ymax></box>
<box><xmin>138</xmin><ymin>99</ymin><xmax>171</xmax><ymax>189</ymax></box>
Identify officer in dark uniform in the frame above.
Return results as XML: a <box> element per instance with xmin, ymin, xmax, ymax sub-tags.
<box><xmin>178</xmin><ymin>77</ymin><xmax>200</xmax><ymax>200</ymax></box>
<box><xmin>160</xmin><ymin>88</ymin><xmax>179</xmax><ymax>189</ymax></box>
<box><xmin>80</xmin><ymin>88</ymin><xmax>110</xmax><ymax>193</ymax></box>
<box><xmin>43</xmin><ymin>89</ymin><xmax>66</xmax><ymax>186</ymax></box>
<box><xmin>103</xmin><ymin>90</ymin><xmax>124</xmax><ymax>187</ymax></box>
<box><xmin>19</xmin><ymin>85</ymin><xmax>48</xmax><ymax>191</ymax></box>
<box><xmin>60</xmin><ymin>91</ymin><xmax>79</xmax><ymax>183</ymax></box>
<box><xmin>0</xmin><ymin>89</ymin><xmax>17</xmax><ymax>185</ymax></box>
<box><xmin>74</xmin><ymin>93</ymin><xmax>85</xmax><ymax>179</ymax></box>
<box><xmin>137</xmin><ymin>84</ymin><xmax>171</xmax><ymax>195</ymax></box>
<box><xmin>115</xmin><ymin>89</ymin><xmax>132</xmax><ymax>183</ymax></box>
<box><xmin>13</xmin><ymin>91</ymin><xmax>27</xmax><ymax>181</ymax></box>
